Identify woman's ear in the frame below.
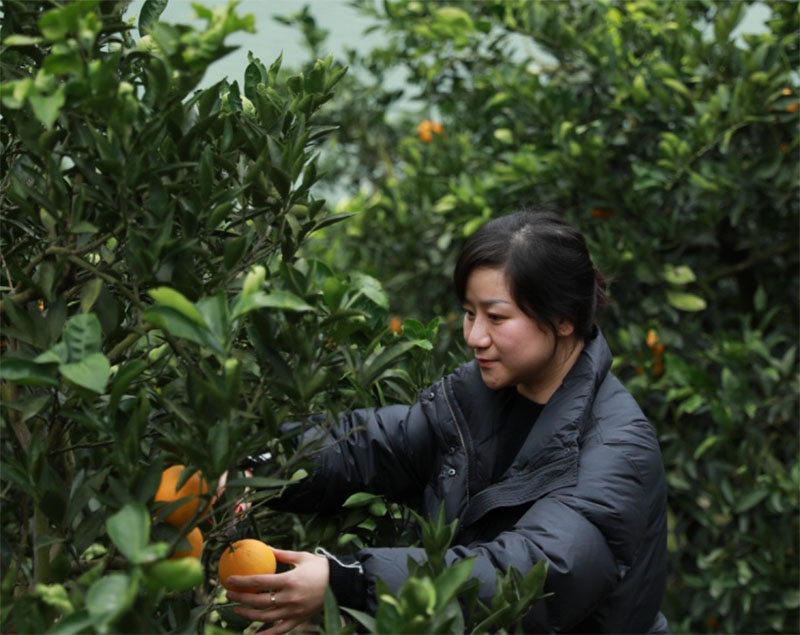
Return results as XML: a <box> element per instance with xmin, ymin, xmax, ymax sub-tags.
<box><xmin>555</xmin><ymin>318</ymin><xmax>575</xmax><ymax>337</ymax></box>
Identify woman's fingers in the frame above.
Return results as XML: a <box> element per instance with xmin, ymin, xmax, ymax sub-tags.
<box><xmin>256</xmin><ymin>618</ymin><xmax>302</xmax><ymax>635</ymax></box>
<box><xmin>269</xmin><ymin>547</ymin><xmax>304</xmax><ymax>565</ymax></box>
<box><xmin>226</xmin><ymin>573</ymin><xmax>284</xmax><ymax>593</ymax></box>
<box><xmin>228</xmin><ymin>551</ymin><xmax>329</xmax><ymax>632</ymax></box>
<box><xmin>233</xmin><ymin>606</ymin><xmax>301</xmax><ymax>635</ymax></box>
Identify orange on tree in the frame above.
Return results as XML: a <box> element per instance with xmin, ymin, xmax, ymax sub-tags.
<box><xmin>218</xmin><ymin>539</ymin><xmax>277</xmax><ymax>593</ymax></box>
<box><xmin>170</xmin><ymin>526</ymin><xmax>204</xmax><ymax>560</ymax></box>
<box><xmin>389</xmin><ymin>315</ymin><xmax>403</xmax><ymax>334</ymax></box>
<box><xmin>417</xmin><ymin>119</ymin><xmax>444</xmax><ymax>143</ymax></box>
<box><xmin>154</xmin><ymin>464</ymin><xmax>209</xmax><ymax>527</ymax></box>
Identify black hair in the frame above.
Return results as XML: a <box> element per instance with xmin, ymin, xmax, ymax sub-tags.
<box><xmin>453</xmin><ymin>208</ymin><xmax>608</xmax><ymax>340</ymax></box>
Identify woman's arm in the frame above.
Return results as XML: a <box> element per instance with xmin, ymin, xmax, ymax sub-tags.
<box><xmin>267</xmin><ymin>397</ymin><xmax>439</xmax><ymax>513</ymax></box>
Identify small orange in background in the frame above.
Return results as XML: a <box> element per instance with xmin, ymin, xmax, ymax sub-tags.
<box><xmin>170</xmin><ymin>526</ymin><xmax>204</xmax><ymax>560</ymax></box>
<box><xmin>646</xmin><ymin>329</ymin><xmax>659</xmax><ymax>348</ymax></box>
<box><xmin>417</xmin><ymin>119</ymin><xmax>443</xmax><ymax>143</ymax></box>
<box><xmin>389</xmin><ymin>316</ymin><xmax>403</xmax><ymax>334</ymax></box>
<box><xmin>590</xmin><ymin>207</ymin><xmax>613</xmax><ymax>220</ymax></box>
<box><xmin>218</xmin><ymin>539</ymin><xmax>277</xmax><ymax>593</ymax></box>
<box><xmin>781</xmin><ymin>87</ymin><xmax>792</xmax><ymax>96</ymax></box>
<box><xmin>154</xmin><ymin>465</ymin><xmax>209</xmax><ymax>527</ymax></box>
<box><xmin>786</xmin><ymin>102</ymin><xmax>798</xmax><ymax>114</ymax></box>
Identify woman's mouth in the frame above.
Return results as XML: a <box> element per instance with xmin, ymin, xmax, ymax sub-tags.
<box><xmin>477</xmin><ymin>358</ymin><xmax>496</xmax><ymax>368</ymax></box>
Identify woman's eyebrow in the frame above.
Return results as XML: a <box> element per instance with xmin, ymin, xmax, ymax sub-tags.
<box><xmin>478</xmin><ymin>299</ymin><xmax>512</xmax><ymax>307</ymax></box>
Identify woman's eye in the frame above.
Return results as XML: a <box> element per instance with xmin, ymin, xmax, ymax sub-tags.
<box><xmin>488</xmin><ymin>313</ymin><xmax>504</xmax><ymax>322</ymax></box>
<box><xmin>463</xmin><ymin>309</ymin><xmax>475</xmax><ymax>320</ymax></box>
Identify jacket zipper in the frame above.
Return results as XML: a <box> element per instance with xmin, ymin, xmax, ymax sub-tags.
<box><xmin>440</xmin><ymin>377</ymin><xmax>470</xmax><ymax>502</ymax></box>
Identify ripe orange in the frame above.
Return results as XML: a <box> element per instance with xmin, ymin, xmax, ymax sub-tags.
<box><xmin>389</xmin><ymin>316</ymin><xmax>403</xmax><ymax>334</ymax></box>
<box><xmin>417</xmin><ymin>119</ymin><xmax>443</xmax><ymax>143</ymax></box>
<box><xmin>417</xmin><ymin>121</ymin><xmax>433</xmax><ymax>143</ymax></box>
<box><xmin>170</xmin><ymin>526</ymin><xmax>204</xmax><ymax>560</ymax></box>
<box><xmin>154</xmin><ymin>465</ymin><xmax>209</xmax><ymax>527</ymax></box>
<box><xmin>218</xmin><ymin>539</ymin><xmax>277</xmax><ymax>593</ymax></box>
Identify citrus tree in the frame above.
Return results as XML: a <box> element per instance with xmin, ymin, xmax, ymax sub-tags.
<box><xmin>0</xmin><ymin>1</ymin><xmax>553</xmax><ymax>633</ymax></box>
<box><xmin>279</xmin><ymin>1</ymin><xmax>799</xmax><ymax>633</ymax></box>
<box><xmin>0</xmin><ymin>0</ymin><xmax>440</xmax><ymax>632</ymax></box>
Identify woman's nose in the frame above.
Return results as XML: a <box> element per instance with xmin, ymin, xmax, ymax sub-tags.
<box><xmin>465</xmin><ymin>317</ymin><xmax>491</xmax><ymax>349</ymax></box>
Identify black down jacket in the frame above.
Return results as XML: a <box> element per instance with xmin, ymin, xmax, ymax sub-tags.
<box><xmin>274</xmin><ymin>328</ymin><xmax>669</xmax><ymax>633</ymax></box>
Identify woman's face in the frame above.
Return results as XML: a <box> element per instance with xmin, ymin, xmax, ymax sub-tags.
<box><xmin>462</xmin><ymin>267</ymin><xmax>574</xmax><ymax>400</ymax></box>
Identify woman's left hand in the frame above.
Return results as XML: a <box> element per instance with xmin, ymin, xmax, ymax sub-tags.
<box><xmin>225</xmin><ymin>548</ymin><xmax>330</xmax><ymax>635</ymax></box>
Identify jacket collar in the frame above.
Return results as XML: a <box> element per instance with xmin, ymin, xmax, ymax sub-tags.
<box><xmin>510</xmin><ymin>325</ymin><xmax>612</xmax><ymax>471</ymax></box>
<box><xmin>454</xmin><ymin>327</ymin><xmax>612</xmax><ymax>529</ymax></box>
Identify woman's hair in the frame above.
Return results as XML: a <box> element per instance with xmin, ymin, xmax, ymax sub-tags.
<box><xmin>453</xmin><ymin>207</ymin><xmax>608</xmax><ymax>340</ymax></box>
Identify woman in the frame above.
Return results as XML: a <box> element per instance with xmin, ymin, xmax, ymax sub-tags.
<box><xmin>225</xmin><ymin>209</ymin><xmax>669</xmax><ymax>634</ymax></box>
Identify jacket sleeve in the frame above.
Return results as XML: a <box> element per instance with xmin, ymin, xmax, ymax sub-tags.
<box><xmin>268</xmin><ymin>396</ymin><xmax>439</xmax><ymax>514</ymax></box>
<box><xmin>353</xmin><ymin>442</ymin><xmax>650</xmax><ymax>633</ymax></box>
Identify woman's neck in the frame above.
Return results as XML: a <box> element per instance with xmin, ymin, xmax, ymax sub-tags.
<box><xmin>516</xmin><ymin>336</ymin><xmax>585</xmax><ymax>404</ymax></box>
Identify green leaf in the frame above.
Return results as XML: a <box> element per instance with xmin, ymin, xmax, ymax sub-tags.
<box><xmin>662</xmin><ymin>264</ymin><xmax>696</xmax><ymax>285</ymax></box>
<box><xmin>433</xmin><ymin>557</ymin><xmax>474</xmax><ymax>609</ymax></box>
<box><xmin>63</xmin><ymin>313</ymin><xmax>103</xmax><ymax>362</ymax></box>
<box><xmin>148</xmin><ymin>287</ymin><xmax>208</xmax><ymax>327</ymax></box>
<box><xmin>142</xmin><ymin>306</ymin><xmax>222</xmax><ymax>353</ymax></box>
<box><xmin>360</xmin><ymin>341</ymin><xmax>419</xmax><ymax>386</ymax></box>
<box><xmin>28</xmin><ymin>85</ymin><xmax>66</xmax><ymax>129</ymax></box>
<box><xmin>196</xmin><ymin>293</ymin><xmax>231</xmax><ymax>343</ymax></box>
<box><xmin>693</xmin><ymin>435</ymin><xmax>721</xmax><ymax>460</ymax></box>
<box><xmin>662</xmin><ymin>78</ymin><xmax>691</xmax><ymax>99</ymax></box>
<box><xmin>35</xmin><ymin>345</ymin><xmax>69</xmax><ymax>365</ymax></box>
<box><xmin>46</xmin><ymin>609</ymin><xmax>94</xmax><ymax>634</ymax></box>
<box><xmin>224</xmin><ymin>476</ymin><xmax>291</xmax><ymax>489</ymax></box>
<box><xmin>209</xmin><ymin>421</ymin><xmax>230</xmax><ymax>475</ymax></box>
<box><xmin>493</xmin><ymin>128</ymin><xmax>513</xmax><ymax>144</ymax></box>
<box><xmin>106</xmin><ymin>503</ymin><xmax>150</xmax><ymax>564</ymax></box>
<box><xmin>139</xmin><ymin>0</ymin><xmax>169</xmax><ymax>36</ymax></box>
<box><xmin>86</xmin><ymin>573</ymin><xmax>137</xmax><ymax>631</ymax></box>
<box><xmin>59</xmin><ymin>353</ymin><xmax>111</xmax><ymax>393</ymax></box>
<box><xmin>351</xmin><ymin>273</ymin><xmax>388</xmax><ymax>309</ymax></box>
<box><xmin>340</xmin><ymin>607</ymin><xmax>377</xmax><ymax>633</ymax></box>
<box><xmin>0</xmin><ymin>358</ymin><xmax>59</xmax><ymax>386</ymax></box>
<box><xmin>322</xmin><ymin>587</ymin><xmax>341</xmax><ymax>635</ymax></box>
<box><xmin>782</xmin><ymin>588</ymin><xmax>800</xmax><ymax>610</ymax></box>
<box><xmin>433</xmin><ymin>6</ymin><xmax>474</xmax><ymax>32</ymax></box>
<box><xmin>34</xmin><ymin>583</ymin><xmax>74</xmax><ymax>614</ymax></box>
<box><xmin>666</xmin><ymin>291</ymin><xmax>707</xmax><ymax>312</ymax></box>
<box><xmin>38</xmin><ymin>1</ymin><xmax>99</xmax><ymax>40</ymax></box>
<box><xmin>110</xmin><ymin>359</ymin><xmax>147</xmax><ymax>416</ymax></box>
<box><xmin>79</xmin><ymin>279</ymin><xmax>104</xmax><ymax>314</ymax></box>
<box><xmin>232</xmin><ymin>290</ymin><xmax>314</xmax><ymax>319</ymax></box>
<box><xmin>734</xmin><ymin>489</ymin><xmax>769</xmax><ymax>514</ymax></box>
<box><xmin>3</xmin><ymin>35</ymin><xmax>43</xmax><ymax>46</ymax></box>
<box><xmin>342</xmin><ymin>492</ymin><xmax>383</xmax><ymax>508</ymax></box>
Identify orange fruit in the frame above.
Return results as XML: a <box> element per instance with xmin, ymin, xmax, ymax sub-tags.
<box><xmin>218</xmin><ymin>539</ymin><xmax>277</xmax><ymax>593</ymax></box>
<box><xmin>154</xmin><ymin>465</ymin><xmax>209</xmax><ymax>527</ymax></box>
<box><xmin>389</xmin><ymin>316</ymin><xmax>403</xmax><ymax>334</ymax></box>
<box><xmin>590</xmin><ymin>207</ymin><xmax>613</xmax><ymax>220</ymax></box>
<box><xmin>170</xmin><ymin>526</ymin><xmax>203</xmax><ymax>560</ymax></box>
<box><xmin>417</xmin><ymin>121</ymin><xmax>433</xmax><ymax>143</ymax></box>
<box><xmin>417</xmin><ymin>119</ymin><xmax>443</xmax><ymax>143</ymax></box>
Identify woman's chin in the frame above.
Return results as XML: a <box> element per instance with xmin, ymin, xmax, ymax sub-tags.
<box><xmin>478</xmin><ymin>368</ymin><xmax>509</xmax><ymax>391</ymax></box>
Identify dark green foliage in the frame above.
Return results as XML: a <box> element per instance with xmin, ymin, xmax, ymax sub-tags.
<box><xmin>281</xmin><ymin>1</ymin><xmax>799</xmax><ymax>633</ymax></box>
